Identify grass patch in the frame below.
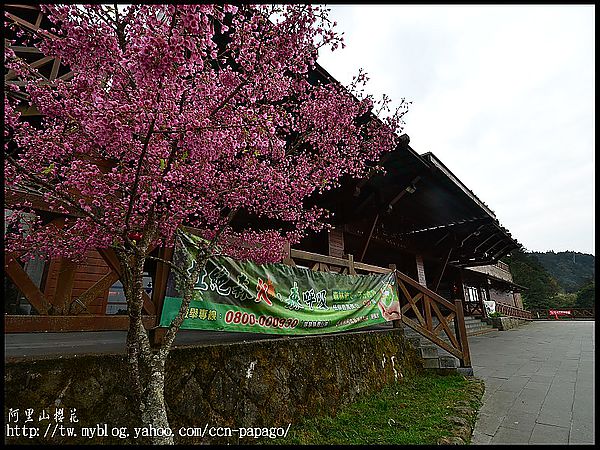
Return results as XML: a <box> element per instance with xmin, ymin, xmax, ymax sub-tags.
<box><xmin>269</xmin><ymin>372</ymin><xmax>483</xmax><ymax>445</ymax></box>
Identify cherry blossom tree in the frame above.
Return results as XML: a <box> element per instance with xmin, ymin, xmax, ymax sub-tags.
<box><xmin>4</xmin><ymin>4</ymin><xmax>407</xmax><ymax>444</ymax></box>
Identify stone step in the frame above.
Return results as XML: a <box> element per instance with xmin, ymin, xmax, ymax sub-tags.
<box><xmin>401</xmin><ymin>319</ymin><xmax>487</xmax><ymax>374</ymax></box>
<box><xmin>439</xmin><ymin>355</ymin><xmax>457</xmax><ymax>368</ymax></box>
<box><xmin>467</xmin><ymin>325</ymin><xmax>494</xmax><ymax>332</ymax></box>
<box><xmin>402</xmin><ymin>329</ymin><xmax>461</xmax><ymax>372</ymax></box>
<box><xmin>467</xmin><ymin>327</ymin><xmax>496</xmax><ymax>336</ymax></box>
<box><xmin>421</xmin><ymin>354</ymin><xmax>459</xmax><ymax>369</ymax></box>
<box><xmin>420</xmin><ymin>345</ymin><xmax>440</xmax><ymax>359</ymax></box>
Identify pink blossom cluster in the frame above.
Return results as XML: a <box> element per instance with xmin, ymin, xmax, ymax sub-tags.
<box><xmin>4</xmin><ymin>4</ymin><xmax>408</xmax><ymax>264</ymax></box>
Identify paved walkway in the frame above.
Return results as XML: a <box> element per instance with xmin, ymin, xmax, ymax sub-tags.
<box><xmin>470</xmin><ymin>321</ymin><xmax>595</xmax><ymax>445</ymax></box>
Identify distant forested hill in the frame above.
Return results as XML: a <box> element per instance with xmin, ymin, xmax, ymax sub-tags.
<box><xmin>503</xmin><ymin>248</ymin><xmax>595</xmax><ymax>310</ymax></box>
<box><xmin>530</xmin><ymin>251</ymin><xmax>595</xmax><ymax>293</ymax></box>
<box><xmin>504</xmin><ymin>248</ymin><xmax>561</xmax><ymax>310</ymax></box>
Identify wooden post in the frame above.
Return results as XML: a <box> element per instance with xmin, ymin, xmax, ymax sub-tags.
<box><xmin>456</xmin><ymin>268</ymin><xmax>467</xmax><ymax>314</ymax></box>
<box><xmin>150</xmin><ymin>327</ymin><xmax>168</xmax><ymax>347</ymax></box>
<box><xmin>53</xmin><ymin>257</ymin><xmax>77</xmax><ymax>315</ymax></box>
<box><xmin>432</xmin><ymin>247</ymin><xmax>452</xmax><ymax>293</ymax></box>
<box><xmin>282</xmin><ymin>241</ymin><xmax>295</xmax><ymax>266</ymax></box>
<box><xmin>348</xmin><ymin>254</ymin><xmax>356</xmax><ymax>275</ymax></box>
<box><xmin>478</xmin><ymin>286</ymin><xmax>488</xmax><ymax>319</ymax></box>
<box><xmin>389</xmin><ymin>263</ymin><xmax>402</xmax><ymax>329</ymax></box>
<box><xmin>454</xmin><ymin>299</ymin><xmax>471</xmax><ymax>368</ymax></box>
<box><xmin>424</xmin><ymin>296</ymin><xmax>433</xmax><ymax>332</ymax></box>
<box><xmin>328</xmin><ymin>228</ymin><xmax>345</xmax><ymax>258</ymax></box>
<box><xmin>415</xmin><ymin>254</ymin><xmax>427</xmax><ymax>287</ymax></box>
<box><xmin>359</xmin><ymin>214</ymin><xmax>379</xmax><ymax>262</ymax></box>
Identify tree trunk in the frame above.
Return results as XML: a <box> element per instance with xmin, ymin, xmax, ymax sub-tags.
<box><xmin>119</xmin><ymin>249</ymin><xmax>174</xmax><ymax>444</ymax></box>
<box><xmin>117</xmin><ymin>235</ymin><xmax>209</xmax><ymax>445</ymax></box>
<box><xmin>139</xmin><ymin>355</ymin><xmax>172</xmax><ymax>444</ymax></box>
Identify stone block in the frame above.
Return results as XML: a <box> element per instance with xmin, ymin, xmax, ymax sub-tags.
<box><xmin>456</xmin><ymin>367</ymin><xmax>474</xmax><ymax>376</ymax></box>
<box><xmin>439</xmin><ymin>356</ymin><xmax>457</xmax><ymax>368</ymax></box>
<box><xmin>423</xmin><ymin>358</ymin><xmax>440</xmax><ymax>369</ymax></box>
<box><xmin>420</xmin><ymin>345</ymin><xmax>439</xmax><ymax>359</ymax></box>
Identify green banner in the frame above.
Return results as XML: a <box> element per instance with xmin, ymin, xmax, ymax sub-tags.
<box><xmin>159</xmin><ymin>231</ymin><xmax>401</xmax><ymax>335</ymax></box>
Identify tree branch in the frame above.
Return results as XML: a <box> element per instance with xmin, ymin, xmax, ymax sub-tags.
<box><xmin>158</xmin><ymin>208</ymin><xmax>238</xmax><ymax>358</ymax></box>
<box><xmin>6</xmin><ymin>155</ymin><xmax>114</xmax><ymax>234</ymax></box>
<box><xmin>208</xmin><ymin>80</ymin><xmax>247</xmax><ymax>118</ymax></box>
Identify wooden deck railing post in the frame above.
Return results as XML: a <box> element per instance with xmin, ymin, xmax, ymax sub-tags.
<box><xmin>454</xmin><ymin>299</ymin><xmax>471</xmax><ymax>368</ymax></box>
<box><xmin>478</xmin><ymin>286</ymin><xmax>487</xmax><ymax>319</ymax></box>
<box><xmin>389</xmin><ymin>264</ymin><xmax>402</xmax><ymax>329</ymax></box>
<box><xmin>347</xmin><ymin>253</ymin><xmax>356</xmax><ymax>275</ymax></box>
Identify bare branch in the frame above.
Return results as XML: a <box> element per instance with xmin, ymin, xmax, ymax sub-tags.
<box><xmin>158</xmin><ymin>208</ymin><xmax>238</xmax><ymax>358</ymax></box>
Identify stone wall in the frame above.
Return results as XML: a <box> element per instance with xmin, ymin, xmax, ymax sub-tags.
<box><xmin>4</xmin><ymin>328</ymin><xmax>423</xmax><ymax>444</ymax></box>
<box><xmin>489</xmin><ymin>316</ymin><xmax>531</xmax><ymax>331</ymax></box>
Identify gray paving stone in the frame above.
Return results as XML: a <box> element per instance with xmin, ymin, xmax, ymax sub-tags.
<box><xmin>530</xmin><ymin>423</ymin><xmax>570</xmax><ymax>444</ymax></box>
<box><xmin>510</xmin><ymin>391</ymin><xmax>546</xmax><ymax>414</ymax></box>
<box><xmin>572</xmin><ymin>392</ymin><xmax>594</xmax><ymax>413</ymax></box>
<box><xmin>478</xmin><ymin>401</ymin><xmax>511</xmax><ymax>418</ymax></box>
<box><xmin>498</xmin><ymin>408</ymin><xmax>538</xmax><ymax>432</ymax></box>
<box><xmin>488</xmin><ymin>388</ymin><xmax>519</xmax><ymax>402</ymax></box>
<box><xmin>469</xmin><ymin>322</ymin><xmax>594</xmax><ymax>445</ymax></box>
<box><xmin>529</xmin><ymin>374</ymin><xmax>555</xmax><ymax>384</ymax></box>
<box><xmin>470</xmin><ymin>429</ymin><xmax>493</xmax><ymax>445</ymax></box>
<box><xmin>536</xmin><ymin>409</ymin><xmax>572</xmax><ymax>428</ymax></box>
<box><xmin>490</xmin><ymin>426</ymin><xmax>532</xmax><ymax>444</ymax></box>
<box><xmin>554</xmin><ymin>373</ymin><xmax>578</xmax><ymax>383</ymax></box>
<box><xmin>570</xmin><ymin>420</ymin><xmax>594</xmax><ymax>444</ymax></box>
<box><xmin>511</xmin><ymin>399</ymin><xmax>544</xmax><ymax>414</ymax></box>
<box><xmin>498</xmin><ymin>376</ymin><xmax>530</xmax><ymax>392</ymax></box>
<box><xmin>539</xmin><ymin>394</ymin><xmax>574</xmax><ymax>409</ymax></box>
<box><xmin>473</xmin><ymin>412</ymin><xmax>504</xmax><ymax>436</ymax></box>
<box><xmin>522</xmin><ymin>381</ymin><xmax>551</xmax><ymax>394</ymax></box>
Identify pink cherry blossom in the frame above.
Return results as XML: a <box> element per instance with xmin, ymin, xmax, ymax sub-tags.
<box><xmin>5</xmin><ymin>4</ymin><xmax>408</xmax><ymax>265</ymax></box>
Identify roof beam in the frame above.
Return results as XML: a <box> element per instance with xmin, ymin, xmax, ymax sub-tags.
<box><xmin>459</xmin><ymin>224</ymin><xmax>487</xmax><ymax>248</ymax></box>
<box><xmin>386</xmin><ymin>175</ymin><xmax>422</xmax><ymax>210</ymax></box>
<box><xmin>400</xmin><ymin>216</ymin><xmax>491</xmax><ymax>237</ymax></box>
<box><xmin>491</xmin><ymin>243</ymin><xmax>516</xmax><ymax>260</ymax></box>
<box><xmin>473</xmin><ymin>231</ymin><xmax>499</xmax><ymax>252</ymax></box>
<box><xmin>483</xmin><ymin>238</ymin><xmax>508</xmax><ymax>257</ymax></box>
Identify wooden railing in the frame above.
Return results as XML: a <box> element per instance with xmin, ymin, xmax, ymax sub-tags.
<box><xmin>286</xmin><ymin>249</ymin><xmax>471</xmax><ymax>368</ymax></box>
<box><xmin>463</xmin><ymin>300</ymin><xmax>485</xmax><ymax>318</ymax></box>
<box><xmin>395</xmin><ymin>271</ymin><xmax>471</xmax><ymax>368</ymax></box>
<box><xmin>288</xmin><ymin>249</ymin><xmax>391</xmax><ymax>275</ymax></box>
<box><xmin>496</xmin><ymin>261</ymin><xmax>510</xmax><ymax>272</ymax></box>
<box><xmin>495</xmin><ymin>302</ymin><xmax>532</xmax><ymax>320</ymax></box>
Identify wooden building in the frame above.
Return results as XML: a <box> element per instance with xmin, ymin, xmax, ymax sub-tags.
<box><xmin>296</xmin><ymin>136</ymin><xmax>528</xmax><ymax>319</ymax></box>
<box><xmin>4</xmin><ymin>5</ymin><xmax>531</xmax><ymax>342</ymax></box>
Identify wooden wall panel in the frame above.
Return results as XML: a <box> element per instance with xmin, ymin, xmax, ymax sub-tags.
<box><xmin>328</xmin><ymin>228</ymin><xmax>345</xmax><ymax>258</ymax></box>
<box><xmin>44</xmin><ymin>249</ymin><xmax>112</xmax><ymax>314</ymax></box>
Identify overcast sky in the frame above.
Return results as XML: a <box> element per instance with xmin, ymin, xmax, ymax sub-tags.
<box><xmin>317</xmin><ymin>5</ymin><xmax>595</xmax><ymax>255</ymax></box>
